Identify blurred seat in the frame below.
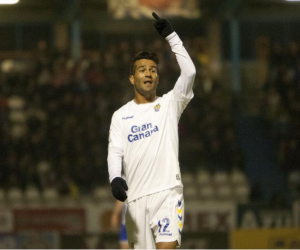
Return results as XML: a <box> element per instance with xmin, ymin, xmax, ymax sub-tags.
<box><xmin>10</xmin><ymin>124</ymin><xmax>27</xmax><ymax>139</ymax></box>
<box><xmin>42</xmin><ymin>187</ymin><xmax>59</xmax><ymax>201</ymax></box>
<box><xmin>184</xmin><ymin>185</ymin><xmax>197</xmax><ymax>200</ymax></box>
<box><xmin>7</xmin><ymin>96</ymin><xmax>25</xmax><ymax>110</ymax></box>
<box><xmin>288</xmin><ymin>171</ymin><xmax>300</xmax><ymax>188</ymax></box>
<box><xmin>196</xmin><ymin>169</ymin><xmax>211</xmax><ymax>186</ymax></box>
<box><xmin>198</xmin><ymin>184</ymin><xmax>215</xmax><ymax>201</ymax></box>
<box><xmin>230</xmin><ymin>169</ymin><xmax>247</xmax><ymax>186</ymax></box>
<box><xmin>233</xmin><ymin>183</ymin><xmax>250</xmax><ymax>204</ymax></box>
<box><xmin>181</xmin><ymin>173</ymin><xmax>194</xmax><ymax>185</ymax></box>
<box><xmin>24</xmin><ymin>185</ymin><xmax>41</xmax><ymax>201</ymax></box>
<box><xmin>9</xmin><ymin>111</ymin><xmax>26</xmax><ymax>123</ymax></box>
<box><xmin>215</xmin><ymin>184</ymin><xmax>233</xmax><ymax>201</ymax></box>
<box><xmin>1</xmin><ymin>59</ymin><xmax>15</xmax><ymax>73</ymax></box>
<box><xmin>7</xmin><ymin>187</ymin><xmax>23</xmax><ymax>203</ymax></box>
<box><xmin>93</xmin><ymin>186</ymin><xmax>111</xmax><ymax>200</ymax></box>
<box><xmin>213</xmin><ymin>171</ymin><xmax>229</xmax><ymax>186</ymax></box>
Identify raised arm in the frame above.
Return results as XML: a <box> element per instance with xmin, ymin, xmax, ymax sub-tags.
<box><xmin>152</xmin><ymin>12</ymin><xmax>196</xmax><ymax>99</ymax></box>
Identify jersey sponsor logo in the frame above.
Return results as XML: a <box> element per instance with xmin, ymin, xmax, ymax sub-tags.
<box><xmin>122</xmin><ymin>115</ymin><xmax>134</xmax><ymax>120</ymax></box>
<box><xmin>128</xmin><ymin>123</ymin><xmax>159</xmax><ymax>142</ymax></box>
<box><xmin>176</xmin><ymin>174</ymin><xmax>181</xmax><ymax>180</ymax></box>
<box><xmin>154</xmin><ymin>103</ymin><xmax>161</xmax><ymax>112</ymax></box>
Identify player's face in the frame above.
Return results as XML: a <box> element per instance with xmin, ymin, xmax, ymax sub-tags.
<box><xmin>130</xmin><ymin>59</ymin><xmax>159</xmax><ymax>96</ymax></box>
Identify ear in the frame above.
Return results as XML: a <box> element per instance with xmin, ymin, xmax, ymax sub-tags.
<box><xmin>129</xmin><ymin>75</ymin><xmax>134</xmax><ymax>85</ymax></box>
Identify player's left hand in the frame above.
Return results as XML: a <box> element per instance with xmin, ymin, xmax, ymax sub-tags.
<box><xmin>152</xmin><ymin>12</ymin><xmax>174</xmax><ymax>38</ymax></box>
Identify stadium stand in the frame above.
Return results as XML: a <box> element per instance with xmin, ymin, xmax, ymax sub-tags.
<box><xmin>0</xmin><ymin>34</ymin><xmax>246</xmax><ymax>203</ymax></box>
<box><xmin>261</xmin><ymin>39</ymin><xmax>300</xmax><ymax>201</ymax></box>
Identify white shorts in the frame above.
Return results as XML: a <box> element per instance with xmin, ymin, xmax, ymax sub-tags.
<box><xmin>125</xmin><ymin>187</ymin><xmax>184</xmax><ymax>249</ymax></box>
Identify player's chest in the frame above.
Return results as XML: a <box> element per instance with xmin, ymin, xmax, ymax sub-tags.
<box><xmin>121</xmin><ymin>103</ymin><xmax>165</xmax><ymax>136</ymax></box>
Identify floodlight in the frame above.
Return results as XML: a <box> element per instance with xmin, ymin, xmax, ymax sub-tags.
<box><xmin>0</xmin><ymin>0</ymin><xmax>19</xmax><ymax>4</ymax></box>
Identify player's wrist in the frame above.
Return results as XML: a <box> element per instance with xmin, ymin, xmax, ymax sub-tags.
<box><xmin>165</xmin><ymin>31</ymin><xmax>177</xmax><ymax>41</ymax></box>
<box><xmin>110</xmin><ymin>175</ymin><xmax>122</xmax><ymax>184</ymax></box>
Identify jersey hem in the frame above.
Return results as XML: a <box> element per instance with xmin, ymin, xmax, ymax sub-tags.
<box><xmin>127</xmin><ymin>184</ymin><xmax>183</xmax><ymax>203</ymax></box>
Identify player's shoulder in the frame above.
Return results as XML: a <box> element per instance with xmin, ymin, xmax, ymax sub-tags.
<box><xmin>113</xmin><ymin>100</ymin><xmax>134</xmax><ymax>118</ymax></box>
<box><xmin>118</xmin><ymin>100</ymin><xmax>134</xmax><ymax>112</ymax></box>
<box><xmin>161</xmin><ymin>88</ymin><xmax>176</xmax><ymax>100</ymax></box>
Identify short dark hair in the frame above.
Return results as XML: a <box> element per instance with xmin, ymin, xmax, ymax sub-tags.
<box><xmin>130</xmin><ymin>51</ymin><xmax>159</xmax><ymax>75</ymax></box>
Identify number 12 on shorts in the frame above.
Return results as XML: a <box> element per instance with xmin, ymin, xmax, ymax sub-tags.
<box><xmin>158</xmin><ymin>218</ymin><xmax>170</xmax><ymax>233</ymax></box>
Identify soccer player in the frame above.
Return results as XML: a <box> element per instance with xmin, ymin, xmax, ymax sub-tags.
<box><xmin>108</xmin><ymin>12</ymin><xmax>196</xmax><ymax>249</ymax></box>
<box><xmin>111</xmin><ymin>199</ymin><xmax>129</xmax><ymax>249</ymax></box>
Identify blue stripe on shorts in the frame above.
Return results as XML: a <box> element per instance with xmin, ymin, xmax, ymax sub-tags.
<box><xmin>119</xmin><ymin>224</ymin><xmax>128</xmax><ymax>242</ymax></box>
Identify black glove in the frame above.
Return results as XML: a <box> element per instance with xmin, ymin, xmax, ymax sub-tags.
<box><xmin>111</xmin><ymin>177</ymin><xmax>128</xmax><ymax>202</ymax></box>
<box><xmin>152</xmin><ymin>12</ymin><xmax>174</xmax><ymax>38</ymax></box>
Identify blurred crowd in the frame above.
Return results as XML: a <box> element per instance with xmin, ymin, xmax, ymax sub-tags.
<box><xmin>0</xmin><ymin>36</ymin><xmax>242</xmax><ymax>197</ymax></box>
<box><xmin>261</xmin><ymin>40</ymin><xmax>300</xmax><ymax>200</ymax></box>
<box><xmin>262</xmin><ymin>40</ymin><xmax>300</xmax><ymax>173</ymax></box>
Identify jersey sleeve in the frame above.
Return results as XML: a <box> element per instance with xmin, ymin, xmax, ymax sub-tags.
<box><xmin>165</xmin><ymin>32</ymin><xmax>196</xmax><ymax>120</ymax></box>
<box><xmin>166</xmin><ymin>32</ymin><xmax>196</xmax><ymax>99</ymax></box>
<box><xmin>107</xmin><ymin>110</ymin><xmax>123</xmax><ymax>183</ymax></box>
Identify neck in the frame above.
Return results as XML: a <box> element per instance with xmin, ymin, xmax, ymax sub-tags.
<box><xmin>134</xmin><ymin>91</ymin><xmax>156</xmax><ymax>104</ymax></box>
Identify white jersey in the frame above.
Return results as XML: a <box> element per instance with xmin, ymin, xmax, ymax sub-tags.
<box><xmin>108</xmin><ymin>32</ymin><xmax>196</xmax><ymax>202</ymax></box>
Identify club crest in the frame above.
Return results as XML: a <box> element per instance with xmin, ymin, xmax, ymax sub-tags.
<box><xmin>154</xmin><ymin>104</ymin><xmax>161</xmax><ymax>112</ymax></box>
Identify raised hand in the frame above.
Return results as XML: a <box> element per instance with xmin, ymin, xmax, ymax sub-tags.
<box><xmin>152</xmin><ymin>12</ymin><xmax>174</xmax><ymax>38</ymax></box>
